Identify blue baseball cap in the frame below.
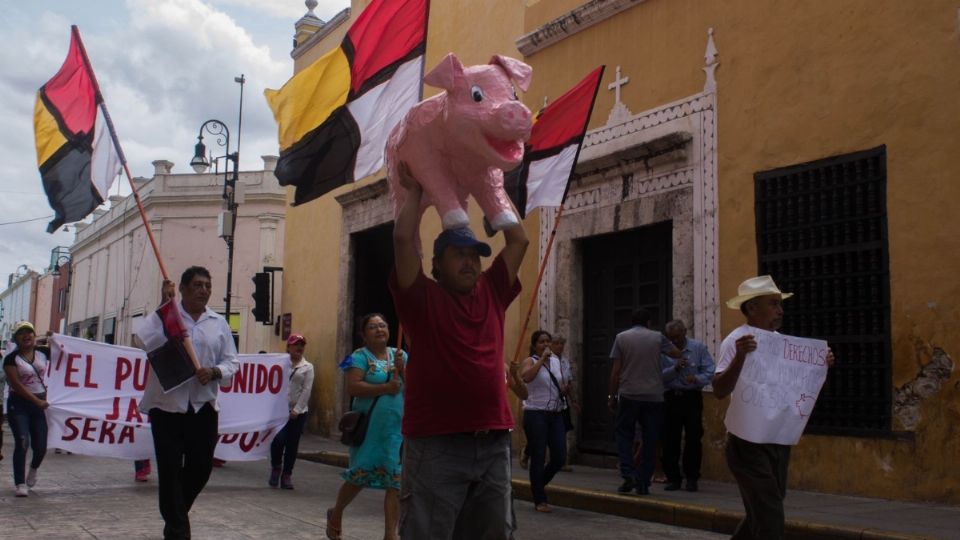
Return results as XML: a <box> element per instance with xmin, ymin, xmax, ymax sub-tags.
<box><xmin>433</xmin><ymin>227</ymin><xmax>492</xmax><ymax>258</ymax></box>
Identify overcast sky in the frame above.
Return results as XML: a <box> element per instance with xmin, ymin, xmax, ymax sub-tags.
<box><xmin>0</xmin><ymin>0</ymin><xmax>349</xmax><ymax>289</ymax></box>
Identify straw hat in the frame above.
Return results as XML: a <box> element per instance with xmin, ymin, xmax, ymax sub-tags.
<box><xmin>725</xmin><ymin>275</ymin><xmax>793</xmax><ymax>309</ymax></box>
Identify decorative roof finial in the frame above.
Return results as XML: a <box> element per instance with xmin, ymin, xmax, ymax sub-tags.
<box><xmin>703</xmin><ymin>27</ymin><xmax>719</xmax><ymax>93</ymax></box>
<box><xmin>305</xmin><ymin>0</ymin><xmax>318</xmax><ymax>16</ymax></box>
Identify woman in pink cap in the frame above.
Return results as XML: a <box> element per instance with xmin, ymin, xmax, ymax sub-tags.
<box><xmin>268</xmin><ymin>332</ymin><xmax>315</xmax><ymax>489</ymax></box>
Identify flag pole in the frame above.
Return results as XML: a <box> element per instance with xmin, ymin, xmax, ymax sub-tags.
<box><xmin>70</xmin><ymin>25</ymin><xmax>170</xmax><ymax>282</ymax></box>
<box><xmin>510</xmin><ymin>66</ymin><xmax>605</xmax><ymax>366</ymax></box>
<box><xmin>396</xmin><ymin>0</ymin><xmax>430</xmax><ymax>351</ymax></box>
<box><xmin>509</xmin><ymin>205</ymin><xmax>566</xmax><ymax>366</ymax></box>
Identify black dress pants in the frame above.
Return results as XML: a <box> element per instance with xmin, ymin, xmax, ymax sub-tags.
<box><xmin>661</xmin><ymin>389</ymin><xmax>704</xmax><ymax>483</ymax></box>
<box><xmin>150</xmin><ymin>403</ymin><xmax>218</xmax><ymax>540</ymax></box>
<box><xmin>725</xmin><ymin>433</ymin><xmax>791</xmax><ymax>540</ymax></box>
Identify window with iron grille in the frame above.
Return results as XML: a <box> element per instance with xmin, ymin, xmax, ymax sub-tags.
<box><xmin>754</xmin><ymin>145</ymin><xmax>891</xmax><ymax>436</ymax></box>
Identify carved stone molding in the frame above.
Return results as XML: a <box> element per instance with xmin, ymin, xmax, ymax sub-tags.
<box><xmin>538</xmin><ymin>88</ymin><xmax>720</xmax><ymax>354</ymax></box>
<box><xmin>516</xmin><ymin>0</ymin><xmax>648</xmax><ymax>57</ymax></box>
<box><xmin>335</xmin><ymin>178</ymin><xmax>393</xmax><ymax>234</ymax></box>
<box><xmin>334</xmin><ymin>177</ymin><xmax>389</xmax><ymax>207</ymax></box>
<box><xmin>626</xmin><ymin>167</ymin><xmax>694</xmax><ymax>201</ymax></box>
<box><xmin>582</xmin><ymin>95</ymin><xmax>713</xmax><ymax>157</ymax></box>
<box><xmin>334</xmin><ymin>177</ymin><xmax>394</xmax><ymax>432</ymax></box>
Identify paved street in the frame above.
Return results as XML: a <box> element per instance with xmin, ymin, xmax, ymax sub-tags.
<box><xmin>0</xmin><ymin>440</ymin><xmax>724</xmax><ymax>539</ymax></box>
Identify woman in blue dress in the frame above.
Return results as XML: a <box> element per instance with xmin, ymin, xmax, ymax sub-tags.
<box><xmin>327</xmin><ymin>313</ymin><xmax>406</xmax><ymax>540</ymax></box>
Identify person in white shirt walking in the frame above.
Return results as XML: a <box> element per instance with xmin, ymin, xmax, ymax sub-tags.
<box><xmin>713</xmin><ymin>276</ymin><xmax>834</xmax><ymax>539</ymax></box>
<box><xmin>3</xmin><ymin>321</ymin><xmax>50</xmax><ymax>497</ymax></box>
<box><xmin>138</xmin><ymin>266</ymin><xmax>240</xmax><ymax>540</ymax></box>
<box><xmin>269</xmin><ymin>333</ymin><xmax>315</xmax><ymax>490</ymax></box>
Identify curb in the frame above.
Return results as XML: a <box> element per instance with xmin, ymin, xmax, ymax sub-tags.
<box><xmin>300</xmin><ymin>451</ymin><xmax>931</xmax><ymax>540</ymax></box>
<box><xmin>300</xmin><ymin>450</ymin><xmax>349</xmax><ymax>469</ymax></box>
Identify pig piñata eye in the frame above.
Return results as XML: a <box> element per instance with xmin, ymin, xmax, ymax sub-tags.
<box><xmin>471</xmin><ymin>86</ymin><xmax>484</xmax><ymax>102</ymax></box>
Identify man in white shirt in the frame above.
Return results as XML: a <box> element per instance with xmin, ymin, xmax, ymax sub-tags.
<box><xmin>712</xmin><ymin>275</ymin><xmax>833</xmax><ymax>540</ymax></box>
<box><xmin>139</xmin><ymin>266</ymin><xmax>239</xmax><ymax>540</ymax></box>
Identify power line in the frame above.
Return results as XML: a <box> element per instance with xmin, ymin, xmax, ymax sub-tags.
<box><xmin>0</xmin><ymin>215</ymin><xmax>54</xmax><ymax>226</ymax></box>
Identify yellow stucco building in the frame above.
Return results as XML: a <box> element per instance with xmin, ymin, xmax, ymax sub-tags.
<box><xmin>278</xmin><ymin>0</ymin><xmax>959</xmax><ymax>504</ymax></box>
<box><xmin>276</xmin><ymin>0</ymin><xmax>540</xmax><ymax>442</ymax></box>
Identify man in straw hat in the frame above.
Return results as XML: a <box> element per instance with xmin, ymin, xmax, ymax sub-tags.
<box><xmin>712</xmin><ymin>275</ymin><xmax>834</xmax><ymax>540</ymax></box>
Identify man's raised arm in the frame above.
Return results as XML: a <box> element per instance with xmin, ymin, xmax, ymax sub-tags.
<box><xmin>393</xmin><ymin>163</ymin><xmax>424</xmax><ymax>290</ymax></box>
<box><xmin>498</xmin><ymin>202</ymin><xmax>529</xmax><ymax>286</ymax></box>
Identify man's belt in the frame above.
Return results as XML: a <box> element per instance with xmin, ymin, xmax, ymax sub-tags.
<box><xmin>665</xmin><ymin>388</ymin><xmax>703</xmax><ymax>396</ymax></box>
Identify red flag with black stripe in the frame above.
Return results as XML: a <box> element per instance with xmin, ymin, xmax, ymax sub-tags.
<box><xmin>34</xmin><ymin>27</ymin><xmax>121</xmax><ymax>233</ymax></box>
<box><xmin>504</xmin><ymin>66</ymin><xmax>605</xmax><ymax>218</ymax></box>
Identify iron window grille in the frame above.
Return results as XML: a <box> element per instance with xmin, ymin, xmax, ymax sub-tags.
<box><xmin>754</xmin><ymin>145</ymin><xmax>891</xmax><ymax>436</ymax></box>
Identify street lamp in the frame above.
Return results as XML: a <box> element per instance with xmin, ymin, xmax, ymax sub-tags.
<box><xmin>52</xmin><ymin>253</ymin><xmax>72</xmax><ymax>333</ymax></box>
<box><xmin>189</xmin><ymin>74</ymin><xmax>245</xmax><ymax>323</ymax></box>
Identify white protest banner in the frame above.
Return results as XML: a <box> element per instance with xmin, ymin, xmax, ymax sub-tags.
<box><xmin>47</xmin><ymin>334</ymin><xmax>155</xmax><ymax>459</ymax></box>
<box><xmin>47</xmin><ymin>335</ymin><xmax>290</xmax><ymax>460</ymax></box>
<box><xmin>215</xmin><ymin>353</ymin><xmax>290</xmax><ymax>461</ymax></box>
<box><xmin>724</xmin><ymin>328</ymin><xmax>829</xmax><ymax>445</ymax></box>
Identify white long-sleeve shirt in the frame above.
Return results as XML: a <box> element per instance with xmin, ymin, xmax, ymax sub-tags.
<box><xmin>139</xmin><ymin>302</ymin><xmax>240</xmax><ymax>414</ymax></box>
<box><xmin>288</xmin><ymin>357</ymin><xmax>315</xmax><ymax>414</ymax></box>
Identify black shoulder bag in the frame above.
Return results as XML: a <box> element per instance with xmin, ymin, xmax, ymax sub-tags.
<box><xmin>338</xmin><ymin>372</ymin><xmax>390</xmax><ymax>447</ymax></box>
<box><xmin>545</xmin><ymin>358</ymin><xmax>574</xmax><ymax>432</ymax></box>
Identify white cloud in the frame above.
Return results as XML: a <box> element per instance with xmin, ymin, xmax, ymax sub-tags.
<box><xmin>0</xmin><ymin>0</ymin><xmax>349</xmax><ymax>286</ymax></box>
<box><xmin>210</xmin><ymin>0</ymin><xmax>350</xmax><ymax>21</ymax></box>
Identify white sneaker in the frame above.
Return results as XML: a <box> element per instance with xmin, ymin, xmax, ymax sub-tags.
<box><xmin>26</xmin><ymin>467</ymin><xmax>38</xmax><ymax>487</ymax></box>
<box><xmin>15</xmin><ymin>484</ymin><xmax>28</xmax><ymax>497</ymax></box>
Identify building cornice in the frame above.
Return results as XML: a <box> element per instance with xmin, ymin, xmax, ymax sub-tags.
<box><xmin>292</xmin><ymin>7</ymin><xmax>351</xmax><ymax>60</ymax></box>
<box><xmin>334</xmin><ymin>177</ymin><xmax>389</xmax><ymax>208</ymax></box>
<box><xmin>516</xmin><ymin>0</ymin><xmax>647</xmax><ymax>57</ymax></box>
<box><xmin>71</xmin><ymin>172</ymin><xmax>287</xmax><ymax>252</ymax></box>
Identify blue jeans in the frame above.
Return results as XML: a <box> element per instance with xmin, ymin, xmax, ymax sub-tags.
<box><xmin>7</xmin><ymin>393</ymin><xmax>48</xmax><ymax>486</ymax></box>
<box><xmin>615</xmin><ymin>397</ymin><xmax>663</xmax><ymax>487</ymax></box>
<box><xmin>270</xmin><ymin>413</ymin><xmax>307</xmax><ymax>475</ymax></box>
<box><xmin>522</xmin><ymin>410</ymin><xmax>567</xmax><ymax>505</ymax></box>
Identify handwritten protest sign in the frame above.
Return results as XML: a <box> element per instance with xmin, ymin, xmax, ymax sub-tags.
<box><xmin>46</xmin><ymin>334</ymin><xmax>289</xmax><ymax>460</ymax></box>
<box><xmin>724</xmin><ymin>328</ymin><xmax>829</xmax><ymax>445</ymax></box>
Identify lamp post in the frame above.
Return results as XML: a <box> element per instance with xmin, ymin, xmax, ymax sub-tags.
<box><xmin>189</xmin><ymin>75</ymin><xmax>245</xmax><ymax>324</ymax></box>
<box><xmin>52</xmin><ymin>254</ymin><xmax>72</xmax><ymax>334</ymax></box>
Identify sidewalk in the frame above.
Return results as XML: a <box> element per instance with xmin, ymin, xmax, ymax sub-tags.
<box><xmin>298</xmin><ymin>434</ymin><xmax>957</xmax><ymax>540</ymax></box>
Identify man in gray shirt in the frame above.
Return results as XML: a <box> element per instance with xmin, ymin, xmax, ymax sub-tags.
<box><xmin>607</xmin><ymin>308</ymin><xmax>681</xmax><ymax>494</ymax></box>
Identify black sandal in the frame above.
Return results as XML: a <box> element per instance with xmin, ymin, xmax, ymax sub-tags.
<box><xmin>326</xmin><ymin>508</ymin><xmax>342</xmax><ymax>540</ymax></box>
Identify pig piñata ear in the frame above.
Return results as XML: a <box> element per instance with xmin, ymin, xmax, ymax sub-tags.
<box><xmin>489</xmin><ymin>55</ymin><xmax>532</xmax><ymax>92</ymax></box>
<box><xmin>424</xmin><ymin>53</ymin><xmax>465</xmax><ymax>91</ymax></box>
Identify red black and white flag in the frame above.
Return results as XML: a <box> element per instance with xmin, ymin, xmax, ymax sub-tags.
<box><xmin>265</xmin><ymin>0</ymin><xmax>429</xmax><ymax>206</ymax></box>
<box><xmin>133</xmin><ymin>301</ymin><xmax>201</xmax><ymax>392</ymax></box>
<box><xmin>505</xmin><ymin>66</ymin><xmax>605</xmax><ymax>218</ymax></box>
<box><xmin>34</xmin><ymin>26</ymin><xmax>122</xmax><ymax>233</ymax></box>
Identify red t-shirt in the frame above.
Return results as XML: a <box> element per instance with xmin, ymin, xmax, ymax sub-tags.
<box><xmin>388</xmin><ymin>255</ymin><xmax>521</xmax><ymax>437</ymax></box>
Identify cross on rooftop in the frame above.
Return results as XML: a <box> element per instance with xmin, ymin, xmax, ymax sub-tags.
<box><xmin>608</xmin><ymin>65</ymin><xmax>630</xmax><ymax>105</ymax></box>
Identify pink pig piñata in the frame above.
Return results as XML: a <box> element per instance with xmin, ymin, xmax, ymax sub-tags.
<box><xmin>385</xmin><ymin>53</ymin><xmax>533</xmax><ymax>232</ymax></box>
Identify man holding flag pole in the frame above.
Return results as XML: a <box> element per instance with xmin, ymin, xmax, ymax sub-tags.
<box><xmin>34</xmin><ymin>26</ymin><xmax>232</xmax><ymax>540</ymax></box>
